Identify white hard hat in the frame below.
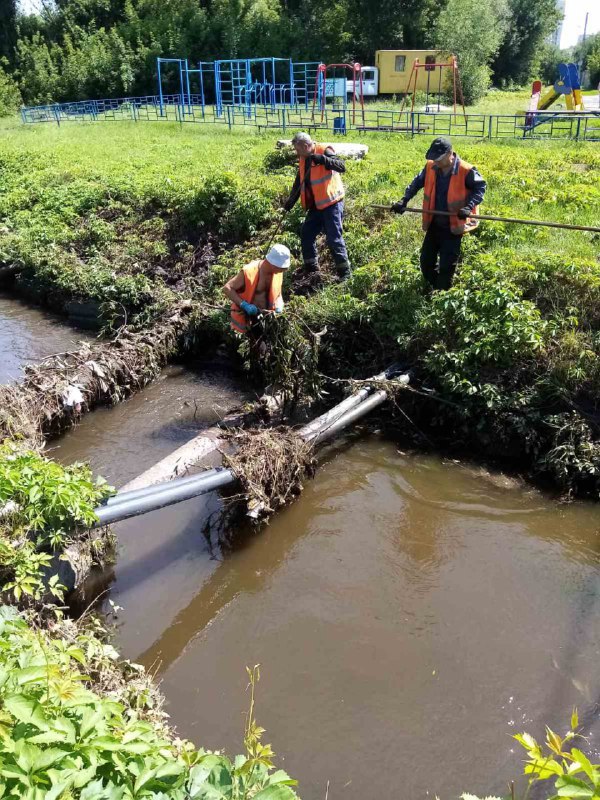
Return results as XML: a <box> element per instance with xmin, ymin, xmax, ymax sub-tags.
<box><xmin>265</xmin><ymin>243</ymin><xmax>291</xmax><ymax>270</ymax></box>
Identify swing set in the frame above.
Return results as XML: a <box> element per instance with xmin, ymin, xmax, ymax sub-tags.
<box><xmin>312</xmin><ymin>63</ymin><xmax>365</xmax><ymax>132</ymax></box>
<box><xmin>399</xmin><ymin>56</ymin><xmax>466</xmax><ymax>119</ymax></box>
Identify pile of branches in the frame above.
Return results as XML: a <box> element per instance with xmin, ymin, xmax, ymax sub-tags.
<box><xmin>0</xmin><ymin>305</ymin><xmax>194</xmax><ymax>448</ymax></box>
<box><xmin>222</xmin><ymin>426</ymin><xmax>315</xmax><ymax>520</ymax></box>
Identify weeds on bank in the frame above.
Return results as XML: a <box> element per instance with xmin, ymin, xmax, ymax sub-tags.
<box><xmin>0</xmin><ymin>608</ymin><xmax>298</xmax><ymax>800</ymax></box>
<box><xmin>0</xmin><ymin>442</ymin><xmax>113</xmax><ymax>602</ymax></box>
<box><xmin>466</xmin><ymin>710</ymin><xmax>600</xmax><ymax>800</ymax></box>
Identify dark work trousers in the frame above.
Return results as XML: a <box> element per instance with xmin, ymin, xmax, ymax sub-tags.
<box><xmin>300</xmin><ymin>201</ymin><xmax>349</xmax><ymax>268</ymax></box>
<box><xmin>420</xmin><ymin>224</ymin><xmax>463</xmax><ymax>290</ymax></box>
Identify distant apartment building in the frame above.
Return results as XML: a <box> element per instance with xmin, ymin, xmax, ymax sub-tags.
<box><xmin>549</xmin><ymin>0</ymin><xmax>565</xmax><ymax>46</ymax></box>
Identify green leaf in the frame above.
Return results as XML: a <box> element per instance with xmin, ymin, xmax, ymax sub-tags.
<box><xmin>268</xmin><ymin>770</ymin><xmax>298</xmax><ymax>786</ymax></box>
<box><xmin>252</xmin><ymin>785</ymin><xmax>298</xmax><ymax>800</ymax></box>
<box><xmin>556</xmin><ymin>775</ymin><xmax>594</xmax><ymax>798</ymax></box>
<box><xmin>514</xmin><ymin>732</ymin><xmax>540</xmax><ymax>754</ymax></box>
<box><xmin>3</xmin><ymin>695</ymin><xmax>50</xmax><ymax>731</ymax></box>
<box><xmin>79</xmin><ymin>778</ymin><xmax>108</xmax><ymax>800</ymax></box>
<box><xmin>571</xmin><ymin>750</ymin><xmax>598</xmax><ymax>784</ymax></box>
<box><xmin>31</xmin><ymin>746</ymin><xmax>69</xmax><ymax>772</ymax></box>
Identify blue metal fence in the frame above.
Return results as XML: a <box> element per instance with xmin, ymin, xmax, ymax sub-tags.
<box><xmin>20</xmin><ymin>95</ymin><xmax>600</xmax><ymax>141</ymax></box>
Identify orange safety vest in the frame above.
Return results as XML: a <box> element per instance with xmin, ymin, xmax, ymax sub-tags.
<box><xmin>422</xmin><ymin>157</ymin><xmax>480</xmax><ymax>235</ymax></box>
<box><xmin>299</xmin><ymin>143</ymin><xmax>345</xmax><ymax>211</ymax></box>
<box><xmin>230</xmin><ymin>260</ymin><xmax>284</xmax><ymax>334</ymax></box>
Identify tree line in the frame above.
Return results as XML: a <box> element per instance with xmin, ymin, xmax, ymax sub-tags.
<box><xmin>0</xmin><ymin>0</ymin><xmax>596</xmax><ymax>115</ymax></box>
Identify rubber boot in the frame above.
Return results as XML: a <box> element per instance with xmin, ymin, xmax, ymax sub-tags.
<box><xmin>335</xmin><ymin>260</ymin><xmax>352</xmax><ymax>281</ymax></box>
<box><xmin>303</xmin><ymin>259</ymin><xmax>318</xmax><ymax>273</ymax></box>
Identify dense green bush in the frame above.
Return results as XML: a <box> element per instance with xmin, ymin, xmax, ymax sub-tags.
<box><xmin>0</xmin><ymin>443</ymin><xmax>114</xmax><ymax>601</ymax></box>
<box><xmin>0</xmin><ymin>609</ymin><xmax>299</xmax><ymax>800</ymax></box>
<box><xmin>0</xmin><ymin>61</ymin><xmax>21</xmax><ymax>116</ymax></box>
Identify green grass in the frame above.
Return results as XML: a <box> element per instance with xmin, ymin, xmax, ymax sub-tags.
<box><xmin>1</xmin><ymin>119</ymin><xmax>599</xmax><ymax>494</ymax></box>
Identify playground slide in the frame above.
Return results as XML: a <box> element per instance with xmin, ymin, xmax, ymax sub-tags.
<box><xmin>527</xmin><ymin>63</ymin><xmax>586</xmax><ymax>117</ymax></box>
<box><xmin>538</xmin><ymin>86</ymin><xmax>559</xmax><ymax>111</ymax></box>
<box><xmin>528</xmin><ymin>80</ymin><xmax>542</xmax><ymax>112</ymax></box>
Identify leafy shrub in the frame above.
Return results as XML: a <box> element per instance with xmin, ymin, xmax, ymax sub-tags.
<box><xmin>0</xmin><ymin>612</ymin><xmax>299</xmax><ymax>800</ymax></box>
<box><xmin>0</xmin><ymin>443</ymin><xmax>113</xmax><ymax>600</ymax></box>
<box><xmin>416</xmin><ymin>270</ymin><xmax>549</xmax><ymax>404</ymax></box>
<box><xmin>0</xmin><ymin>62</ymin><xmax>22</xmax><ymax>117</ymax></box>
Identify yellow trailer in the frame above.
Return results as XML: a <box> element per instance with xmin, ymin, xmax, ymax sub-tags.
<box><xmin>374</xmin><ymin>50</ymin><xmax>452</xmax><ymax>94</ymax></box>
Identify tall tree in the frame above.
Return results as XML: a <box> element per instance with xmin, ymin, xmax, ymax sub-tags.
<box><xmin>434</xmin><ymin>0</ymin><xmax>508</xmax><ymax>103</ymax></box>
<box><xmin>0</xmin><ymin>0</ymin><xmax>18</xmax><ymax>64</ymax></box>
<box><xmin>492</xmin><ymin>0</ymin><xmax>562</xmax><ymax>86</ymax></box>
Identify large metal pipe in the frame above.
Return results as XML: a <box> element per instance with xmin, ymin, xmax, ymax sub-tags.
<box><xmin>298</xmin><ymin>370</ymin><xmax>390</xmax><ymax>441</ymax></box>
<box><xmin>94</xmin><ymin>467</ymin><xmax>234</xmax><ymax>526</ymax></box>
<box><xmin>104</xmin><ymin>469</ymin><xmax>224</xmax><ymax>507</ymax></box>
<box><xmin>94</xmin><ymin>369</ymin><xmax>407</xmax><ymax>526</ymax></box>
<box><xmin>107</xmin><ymin>388</ymin><xmax>374</xmax><ymax>507</ymax></box>
<box><xmin>311</xmin><ymin>389</ymin><xmax>389</xmax><ymax>445</ymax></box>
<box><xmin>299</xmin><ymin>387</ymin><xmax>371</xmax><ymax>440</ymax></box>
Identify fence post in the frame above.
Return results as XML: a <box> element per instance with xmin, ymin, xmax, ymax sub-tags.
<box><xmin>575</xmin><ymin>116</ymin><xmax>581</xmax><ymax>141</ymax></box>
<box><xmin>282</xmin><ymin>107</ymin><xmax>286</xmax><ymax>133</ymax></box>
<box><xmin>410</xmin><ymin>112</ymin><xmax>415</xmax><ymax>137</ymax></box>
<box><xmin>226</xmin><ymin>105</ymin><xmax>232</xmax><ymax>131</ymax></box>
<box><xmin>53</xmin><ymin>105</ymin><xmax>61</xmax><ymax>127</ymax></box>
<box><xmin>131</xmin><ymin>102</ymin><xmax>138</xmax><ymax>123</ymax></box>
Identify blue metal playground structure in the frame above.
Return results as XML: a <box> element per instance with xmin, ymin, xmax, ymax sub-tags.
<box><xmin>19</xmin><ymin>52</ymin><xmax>600</xmax><ymax>141</ymax></box>
<box><xmin>156</xmin><ymin>57</ymin><xmax>323</xmax><ymax>118</ymax></box>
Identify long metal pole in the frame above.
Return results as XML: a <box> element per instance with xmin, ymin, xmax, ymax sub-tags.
<box><xmin>157</xmin><ymin>58</ymin><xmax>164</xmax><ymax>117</ymax></box>
<box><xmin>369</xmin><ymin>204</ymin><xmax>600</xmax><ymax>234</ymax></box>
<box><xmin>103</xmin><ymin>468</ymin><xmax>230</xmax><ymax>507</ymax></box>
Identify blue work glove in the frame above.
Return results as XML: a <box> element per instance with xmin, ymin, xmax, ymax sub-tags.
<box><xmin>457</xmin><ymin>207</ymin><xmax>472</xmax><ymax>220</ymax></box>
<box><xmin>240</xmin><ymin>300</ymin><xmax>259</xmax><ymax>316</ymax></box>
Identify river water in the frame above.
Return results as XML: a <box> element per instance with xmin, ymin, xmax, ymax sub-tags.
<box><xmin>3</xmin><ymin>296</ymin><xmax>600</xmax><ymax>799</ymax></box>
<box><xmin>0</xmin><ymin>294</ymin><xmax>92</xmax><ymax>383</ymax></box>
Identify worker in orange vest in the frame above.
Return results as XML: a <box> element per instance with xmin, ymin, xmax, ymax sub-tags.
<box><xmin>392</xmin><ymin>137</ymin><xmax>486</xmax><ymax>290</ymax></box>
<box><xmin>223</xmin><ymin>244</ymin><xmax>291</xmax><ymax>335</ymax></box>
<box><xmin>284</xmin><ymin>131</ymin><xmax>351</xmax><ymax>280</ymax></box>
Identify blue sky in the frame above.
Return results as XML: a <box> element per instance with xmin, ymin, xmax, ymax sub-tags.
<box><xmin>560</xmin><ymin>0</ymin><xmax>600</xmax><ymax>47</ymax></box>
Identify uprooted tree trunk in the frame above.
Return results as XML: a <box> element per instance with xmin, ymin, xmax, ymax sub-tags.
<box><xmin>0</xmin><ymin>303</ymin><xmax>195</xmax><ymax>448</ymax></box>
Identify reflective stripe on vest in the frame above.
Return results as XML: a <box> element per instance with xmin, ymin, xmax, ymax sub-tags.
<box><xmin>299</xmin><ymin>143</ymin><xmax>345</xmax><ymax>212</ymax></box>
<box><xmin>230</xmin><ymin>260</ymin><xmax>284</xmax><ymax>334</ymax></box>
<box><xmin>422</xmin><ymin>157</ymin><xmax>479</xmax><ymax>235</ymax></box>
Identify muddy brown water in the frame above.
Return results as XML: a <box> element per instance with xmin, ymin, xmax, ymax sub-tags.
<box><xmin>0</xmin><ymin>294</ymin><xmax>93</xmax><ymax>383</ymax></box>
<box><xmin>4</xmin><ymin>296</ymin><xmax>600</xmax><ymax>799</ymax></box>
<box><xmin>93</xmin><ymin>436</ymin><xmax>600</xmax><ymax>800</ymax></box>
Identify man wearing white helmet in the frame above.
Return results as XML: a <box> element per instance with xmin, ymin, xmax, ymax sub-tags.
<box><xmin>223</xmin><ymin>244</ymin><xmax>291</xmax><ymax>335</ymax></box>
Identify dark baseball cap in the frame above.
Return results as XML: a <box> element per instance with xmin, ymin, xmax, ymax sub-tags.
<box><xmin>425</xmin><ymin>136</ymin><xmax>452</xmax><ymax>160</ymax></box>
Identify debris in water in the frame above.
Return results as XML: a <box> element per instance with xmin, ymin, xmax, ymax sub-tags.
<box><xmin>221</xmin><ymin>426</ymin><xmax>315</xmax><ymax>521</ymax></box>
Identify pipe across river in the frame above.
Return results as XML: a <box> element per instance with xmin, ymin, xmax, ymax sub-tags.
<box><xmin>3</xmin><ymin>296</ymin><xmax>600</xmax><ymax>798</ymax></box>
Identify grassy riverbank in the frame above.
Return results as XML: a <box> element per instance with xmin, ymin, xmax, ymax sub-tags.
<box><xmin>2</xmin><ymin>119</ymin><xmax>598</xmax><ymax>495</ymax></box>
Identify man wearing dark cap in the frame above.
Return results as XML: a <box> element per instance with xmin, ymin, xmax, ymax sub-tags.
<box><xmin>392</xmin><ymin>137</ymin><xmax>486</xmax><ymax>290</ymax></box>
